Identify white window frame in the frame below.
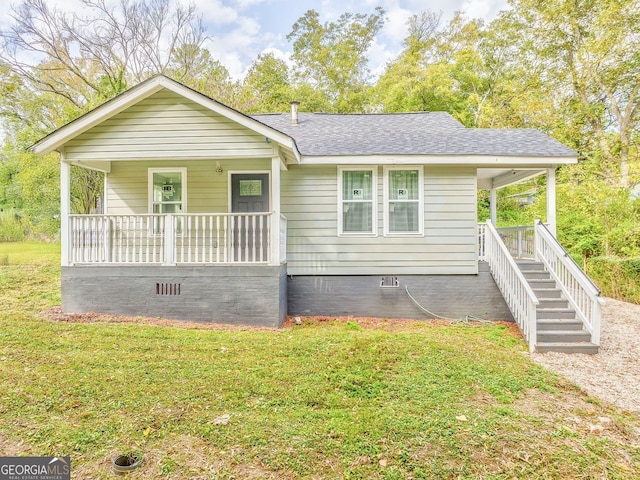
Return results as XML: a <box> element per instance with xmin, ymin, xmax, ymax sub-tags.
<box><xmin>383</xmin><ymin>166</ymin><xmax>424</xmax><ymax>236</ymax></box>
<box><xmin>337</xmin><ymin>166</ymin><xmax>377</xmax><ymax>236</ymax></box>
<box><xmin>148</xmin><ymin>167</ymin><xmax>188</xmax><ymax>214</ymax></box>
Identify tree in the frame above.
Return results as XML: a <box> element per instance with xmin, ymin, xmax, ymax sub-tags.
<box><xmin>287</xmin><ymin>8</ymin><xmax>385</xmax><ymax>113</ymax></box>
<box><xmin>1</xmin><ymin>0</ymin><xmax>207</xmax><ymax>106</ymax></box>
<box><xmin>0</xmin><ymin>0</ymin><xmax>216</xmax><ymax>236</ymax></box>
<box><xmin>240</xmin><ymin>52</ymin><xmax>293</xmax><ymax>113</ymax></box>
<box><xmin>375</xmin><ymin>12</ymin><xmax>500</xmax><ymax>127</ymax></box>
<box><xmin>494</xmin><ymin>0</ymin><xmax>640</xmax><ymax>188</ymax></box>
<box><xmin>374</xmin><ymin>11</ymin><xmax>443</xmax><ymax>112</ymax></box>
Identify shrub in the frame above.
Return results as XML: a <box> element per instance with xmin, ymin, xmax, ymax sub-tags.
<box><xmin>0</xmin><ymin>210</ymin><xmax>27</xmax><ymax>242</ymax></box>
<box><xmin>586</xmin><ymin>257</ymin><xmax>640</xmax><ymax>304</ymax></box>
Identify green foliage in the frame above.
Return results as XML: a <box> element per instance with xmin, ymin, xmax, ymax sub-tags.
<box><xmin>287</xmin><ymin>8</ymin><xmax>386</xmax><ymax>112</ymax></box>
<box><xmin>240</xmin><ymin>53</ymin><xmax>293</xmax><ymax>113</ymax></box>
<box><xmin>587</xmin><ymin>257</ymin><xmax>640</xmax><ymax>303</ymax></box>
<box><xmin>0</xmin><ymin>209</ymin><xmax>27</xmax><ymax>241</ymax></box>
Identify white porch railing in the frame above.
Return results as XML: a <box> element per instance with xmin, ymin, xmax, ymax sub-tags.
<box><xmin>534</xmin><ymin>220</ymin><xmax>604</xmax><ymax>345</ymax></box>
<box><xmin>279</xmin><ymin>214</ymin><xmax>288</xmax><ymax>264</ymax></box>
<box><xmin>497</xmin><ymin>225</ymin><xmax>535</xmax><ymax>259</ymax></box>
<box><xmin>478</xmin><ymin>223</ymin><xmax>487</xmax><ymax>260</ymax></box>
<box><xmin>484</xmin><ymin>220</ymin><xmax>540</xmax><ymax>351</ymax></box>
<box><xmin>70</xmin><ymin>214</ymin><xmax>166</xmax><ymax>264</ymax></box>
<box><xmin>69</xmin><ymin>213</ymin><xmax>287</xmax><ymax>265</ymax></box>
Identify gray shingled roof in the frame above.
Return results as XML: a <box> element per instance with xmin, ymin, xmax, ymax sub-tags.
<box><xmin>251</xmin><ymin>112</ymin><xmax>577</xmax><ymax>157</ymax></box>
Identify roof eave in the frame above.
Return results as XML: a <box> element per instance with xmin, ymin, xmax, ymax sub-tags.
<box><xmin>298</xmin><ymin>154</ymin><xmax>578</xmax><ymax>165</ymax></box>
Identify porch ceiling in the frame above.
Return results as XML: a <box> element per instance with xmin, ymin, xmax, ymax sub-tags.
<box><xmin>477</xmin><ymin>168</ymin><xmax>547</xmax><ymax>190</ymax></box>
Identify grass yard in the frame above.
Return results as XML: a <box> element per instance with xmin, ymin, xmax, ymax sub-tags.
<box><xmin>0</xmin><ymin>242</ymin><xmax>639</xmax><ymax>479</ymax></box>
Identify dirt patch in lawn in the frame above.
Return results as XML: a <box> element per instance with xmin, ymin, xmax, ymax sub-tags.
<box><xmin>0</xmin><ymin>433</ymin><xmax>30</xmax><ymax>456</ymax></box>
<box><xmin>40</xmin><ymin>307</ymin><xmax>516</xmax><ymax>334</ymax></box>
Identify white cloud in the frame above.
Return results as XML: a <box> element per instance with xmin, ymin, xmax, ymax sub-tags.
<box><xmin>461</xmin><ymin>0</ymin><xmax>509</xmax><ymax>21</ymax></box>
<box><xmin>232</xmin><ymin>0</ymin><xmax>269</xmax><ymax>8</ymax></box>
<box><xmin>191</xmin><ymin>0</ymin><xmax>240</xmax><ymax>26</ymax></box>
<box><xmin>208</xmin><ymin>16</ymin><xmax>281</xmax><ymax>79</ymax></box>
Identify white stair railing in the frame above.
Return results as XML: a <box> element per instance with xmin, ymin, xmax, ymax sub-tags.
<box><xmin>484</xmin><ymin>220</ymin><xmax>540</xmax><ymax>351</ymax></box>
<box><xmin>534</xmin><ymin>220</ymin><xmax>604</xmax><ymax>345</ymax></box>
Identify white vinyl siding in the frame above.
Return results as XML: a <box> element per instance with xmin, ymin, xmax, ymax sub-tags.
<box><xmin>63</xmin><ymin>90</ymin><xmax>274</xmax><ymax>161</ymax></box>
<box><xmin>106</xmin><ymin>159</ymin><xmax>270</xmax><ymax>215</ymax></box>
<box><xmin>281</xmin><ymin>165</ymin><xmax>478</xmax><ymax>275</ymax></box>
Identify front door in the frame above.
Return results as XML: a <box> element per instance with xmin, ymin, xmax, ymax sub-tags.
<box><xmin>231</xmin><ymin>173</ymin><xmax>270</xmax><ymax>261</ymax></box>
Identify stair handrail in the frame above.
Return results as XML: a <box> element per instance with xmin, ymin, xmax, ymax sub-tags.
<box><xmin>534</xmin><ymin>220</ymin><xmax>604</xmax><ymax>345</ymax></box>
<box><xmin>535</xmin><ymin>221</ymin><xmax>602</xmax><ymax>296</ymax></box>
<box><xmin>484</xmin><ymin>219</ymin><xmax>539</xmax><ymax>351</ymax></box>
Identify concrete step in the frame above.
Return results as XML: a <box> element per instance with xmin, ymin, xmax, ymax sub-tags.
<box><xmin>532</xmin><ymin>287</ymin><xmax>563</xmax><ymax>298</ymax></box>
<box><xmin>535</xmin><ymin>342</ymin><xmax>599</xmax><ymax>354</ymax></box>
<box><xmin>523</xmin><ymin>271</ymin><xmax>552</xmax><ymax>280</ymax></box>
<box><xmin>537</xmin><ymin>318</ymin><xmax>584</xmax><ymax>331</ymax></box>
<box><xmin>537</xmin><ymin>308</ymin><xmax>576</xmax><ymax>319</ymax></box>
<box><xmin>537</xmin><ymin>329</ymin><xmax>592</xmax><ymax>343</ymax></box>
<box><xmin>516</xmin><ymin>261</ymin><xmax>545</xmax><ymax>271</ymax></box>
<box><xmin>538</xmin><ymin>298</ymin><xmax>569</xmax><ymax>309</ymax></box>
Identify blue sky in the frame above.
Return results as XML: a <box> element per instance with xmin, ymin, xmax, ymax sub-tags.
<box><xmin>0</xmin><ymin>0</ymin><xmax>509</xmax><ymax>79</ymax></box>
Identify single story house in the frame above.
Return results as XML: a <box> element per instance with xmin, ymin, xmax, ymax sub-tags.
<box><xmin>32</xmin><ymin>75</ymin><xmax>603</xmax><ymax>352</ymax></box>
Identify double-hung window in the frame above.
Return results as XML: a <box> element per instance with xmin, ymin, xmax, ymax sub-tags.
<box><xmin>149</xmin><ymin>168</ymin><xmax>187</xmax><ymax>214</ymax></box>
<box><xmin>384</xmin><ymin>166</ymin><xmax>423</xmax><ymax>235</ymax></box>
<box><xmin>338</xmin><ymin>168</ymin><xmax>376</xmax><ymax>235</ymax></box>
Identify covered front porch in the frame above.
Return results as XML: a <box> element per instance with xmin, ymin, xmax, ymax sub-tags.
<box><xmin>60</xmin><ymin>154</ymin><xmax>289</xmax><ymax>267</ymax></box>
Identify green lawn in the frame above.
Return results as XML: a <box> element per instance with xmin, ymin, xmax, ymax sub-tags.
<box><xmin>0</xmin><ymin>242</ymin><xmax>638</xmax><ymax>479</ymax></box>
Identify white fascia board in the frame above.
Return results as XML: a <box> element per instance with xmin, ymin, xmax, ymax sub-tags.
<box><xmin>492</xmin><ymin>169</ymin><xmax>546</xmax><ymax>189</ymax></box>
<box><xmin>31</xmin><ymin>77</ymin><xmax>167</xmax><ymax>155</ymax></box>
<box><xmin>69</xmin><ymin>160</ymin><xmax>112</xmax><ymax>173</ymax></box>
<box><xmin>300</xmin><ymin>154</ymin><xmax>577</xmax><ymax>166</ymax></box>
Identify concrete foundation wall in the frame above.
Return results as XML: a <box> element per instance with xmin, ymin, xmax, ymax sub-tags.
<box><xmin>62</xmin><ymin>265</ymin><xmax>287</xmax><ymax>327</ymax></box>
<box><xmin>287</xmin><ymin>263</ymin><xmax>514</xmax><ymax>321</ymax></box>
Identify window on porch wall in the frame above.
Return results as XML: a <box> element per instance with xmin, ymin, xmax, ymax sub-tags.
<box><xmin>149</xmin><ymin>168</ymin><xmax>187</xmax><ymax>234</ymax></box>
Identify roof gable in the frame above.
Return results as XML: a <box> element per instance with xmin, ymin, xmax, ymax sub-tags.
<box><xmin>31</xmin><ymin>75</ymin><xmax>297</xmax><ymax>158</ymax></box>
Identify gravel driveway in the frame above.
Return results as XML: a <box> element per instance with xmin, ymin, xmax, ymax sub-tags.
<box><xmin>531</xmin><ymin>297</ymin><xmax>640</xmax><ymax>413</ymax></box>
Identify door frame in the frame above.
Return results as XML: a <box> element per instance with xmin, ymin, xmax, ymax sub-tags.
<box><xmin>227</xmin><ymin>170</ymin><xmax>272</xmax><ymax>213</ymax></box>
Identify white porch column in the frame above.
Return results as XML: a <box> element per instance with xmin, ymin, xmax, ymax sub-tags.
<box><xmin>489</xmin><ymin>188</ymin><xmax>497</xmax><ymax>226</ymax></box>
<box><xmin>269</xmin><ymin>156</ymin><xmax>281</xmax><ymax>265</ymax></box>
<box><xmin>60</xmin><ymin>154</ymin><xmax>71</xmax><ymax>266</ymax></box>
<box><xmin>546</xmin><ymin>167</ymin><xmax>557</xmax><ymax>237</ymax></box>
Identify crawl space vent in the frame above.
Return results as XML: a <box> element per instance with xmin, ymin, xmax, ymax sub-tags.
<box><xmin>379</xmin><ymin>276</ymin><xmax>399</xmax><ymax>288</ymax></box>
<box><xmin>156</xmin><ymin>283</ymin><xmax>181</xmax><ymax>295</ymax></box>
